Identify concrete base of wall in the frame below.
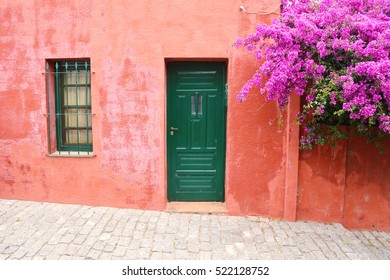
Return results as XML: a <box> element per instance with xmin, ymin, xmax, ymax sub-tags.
<box><xmin>165</xmin><ymin>202</ymin><xmax>227</xmax><ymax>214</ymax></box>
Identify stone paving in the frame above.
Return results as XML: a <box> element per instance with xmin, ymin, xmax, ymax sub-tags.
<box><xmin>0</xmin><ymin>199</ymin><xmax>389</xmax><ymax>260</ymax></box>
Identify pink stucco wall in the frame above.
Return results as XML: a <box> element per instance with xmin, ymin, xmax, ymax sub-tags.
<box><xmin>0</xmin><ymin>0</ymin><xmax>283</xmax><ymax>211</ymax></box>
<box><xmin>0</xmin><ymin>0</ymin><xmax>388</xmax><ymax>231</ymax></box>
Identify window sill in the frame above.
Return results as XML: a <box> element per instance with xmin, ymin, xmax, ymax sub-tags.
<box><xmin>46</xmin><ymin>151</ymin><xmax>96</xmax><ymax>158</ymax></box>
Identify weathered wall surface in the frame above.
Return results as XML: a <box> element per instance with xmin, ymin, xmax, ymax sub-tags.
<box><xmin>0</xmin><ymin>0</ymin><xmax>286</xmax><ymax>215</ymax></box>
<box><xmin>297</xmin><ymin>142</ymin><xmax>347</xmax><ymax>224</ymax></box>
<box><xmin>298</xmin><ymin>133</ymin><xmax>390</xmax><ymax>231</ymax></box>
<box><xmin>1</xmin><ymin>0</ymin><xmax>388</xmax><ymax>230</ymax></box>
<box><xmin>344</xmin><ymin>136</ymin><xmax>390</xmax><ymax>231</ymax></box>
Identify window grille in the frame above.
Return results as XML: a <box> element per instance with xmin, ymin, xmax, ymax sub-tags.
<box><xmin>45</xmin><ymin>60</ymin><xmax>93</xmax><ymax>155</ymax></box>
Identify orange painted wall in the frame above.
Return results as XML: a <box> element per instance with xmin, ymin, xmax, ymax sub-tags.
<box><xmin>343</xmin><ymin>136</ymin><xmax>390</xmax><ymax>231</ymax></box>
<box><xmin>0</xmin><ymin>0</ymin><xmax>388</xmax><ymax>231</ymax></box>
<box><xmin>297</xmin><ymin>132</ymin><xmax>390</xmax><ymax>231</ymax></box>
<box><xmin>297</xmin><ymin>139</ymin><xmax>348</xmax><ymax>224</ymax></box>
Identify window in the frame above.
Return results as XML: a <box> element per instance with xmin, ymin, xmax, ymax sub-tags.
<box><xmin>46</xmin><ymin>60</ymin><xmax>93</xmax><ymax>154</ymax></box>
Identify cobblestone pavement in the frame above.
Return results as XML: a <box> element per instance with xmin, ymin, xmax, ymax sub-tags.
<box><xmin>0</xmin><ymin>199</ymin><xmax>389</xmax><ymax>260</ymax></box>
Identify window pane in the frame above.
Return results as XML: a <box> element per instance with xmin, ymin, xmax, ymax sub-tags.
<box><xmin>65</xmin><ymin>129</ymin><xmax>92</xmax><ymax>145</ymax></box>
<box><xmin>79</xmin><ymin>129</ymin><xmax>92</xmax><ymax>144</ymax></box>
<box><xmin>64</xmin><ymin>109</ymin><xmax>92</xmax><ymax>128</ymax></box>
<box><xmin>66</xmin><ymin>72</ymin><xmax>77</xmax><ymax>84</ymax></box>
<box><xmin>56</xmin><ymin>60</ymin><xmax>92</xmax><ymax>151</ymax></box>
<box><xmin>191</xmin><ymin>95</ymin><xmax>196</xmax><ymax>115</ymax></box>
<box><xmin>65</xmin><ymin>70</ymin><xmax>88</xmax><ymax>84</ymax></box>
<box><xmin>63</xmin><ymin>87</ymin><xmax>90</xmax><ymax>106</ymax></box>
<box><xmin>198</xmin><ymin>95</ymin><xmax>202</xmax><ymax>115</ymax></box>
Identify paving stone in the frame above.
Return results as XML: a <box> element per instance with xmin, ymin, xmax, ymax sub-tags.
<box><xmin>2</xmin><ymin>245</ymin><xmax>19</xmax><ymax>254</ymax></box>
<box><xmin>211</xmin><ymin>251</ymin><xmax>226</xmax><ymax>260</ymax></box>
<box><xmin>9</xmin><ymin>247</ymin><xmax>28</xmax><ymax>259</ymax></box>
<box><xmin>199</xmin><ymin>251</ymin><xmax>212</xmax><ymax>259</ymax></box>
<box><xmin>150</xmin><ymin>252</ymin><xmax>163</xmax><ymax>260</ymax></box>
<box><xmin>175</xmin><ymin>249</ymin><xmax>189</xmax><ymax>259</ymax></box>
<box><xmin>166</xmin><ymin>225</ymin><xmax>179</xmax><ymax>234</ymax></box>
<box><xmin>90</xmin><ymin>226</ymin><xmax>104</xmax><ymax>236</ymax></box>
<box><xmin>152</xmin><ymin>241</ymin><xmax>164</xmax><ymax>252</ymax></box>
<box><xmin>187</xmin><ymin>241</ymin><xmax>200</xmax><ymax>253</ymax></box>
<box><xmin>138</xmin><ymin>248</ymin><xmax>152</xmax><ymax>259</ymax></box>
<box><xmin>377</xmin><ymin>237</ymin><xmax>390</xmax><ymax>247</ymax></box>
<box><xmin>200</xmin><ymin>242</ymin><xmax>212</xmax><ymax>251</ymax></box>
<box><xmin>125</xmin><ymin>249</ymin><xmax>139</xmax><ymax>260</ymax></box>
<box><xmin>47</xmin><ymin>234</ymin><xmax>62</xmax><ymax>245</ymax></box>
<box><xmin>113</xmin><ymin>246</ymin><xmax>127</xmax><ymax>257</ymax></box>
<box><xmin>327</xmin><ymin>242</ymin><xmax>342</xmax><ymax>253</ymax></box>
<box><xmin>135</xmin><ymin>223</ymin><xmax>147</xmax><ymax>231</ymax></box>
<box><xmin>155</xmin><ymin>225</ymin><xmax>167</xmax><ymax>234</ymax></box>
<box><xmin>103</xmin><ymin>244</ymin><xmax>116</xmax><ymax>253</ymax></box>
<box><xmin>311</xmin><ymin>250</ymin><xmax>327</xmax><ymax>260</ymax></box>
<box><xmin>73</xmin><ymin>234</ymin><xmax>88</xmax><ymax>245</ymax></box>
<box><xmin>92</xmin><ymin>241</ymin><xmax>106</xmax><ymax>251</ymax></box>
<box><xmin>346</xmin><ymin>252</ymin><xmax>361</xmax><ymax>260</ymax></box>
<box><xmin>129</xmin><ymin>239</ymin><xmax>141</xmax><ymax>250</ymax></box>
<box><xmin>300</xmin><ymin>252</ymin><xmax>316</xmax><ymax>259</ymax></box>
<box><xmin>64</xmin><ymin>244</ymin><xmax>82</xmax><ymax>256</ymax></box>
<box><xmin>38</xmin><ymin>244</ymin><xmax>55</xmax><ymax>256</ymax></box>
<box><xmin>3</xmin><ymin>234</ymin><xmax>27</xmax><ymax>246</ymax></box>
<box><xmin>188</xmin><ymin>253</ymin><xmax>201</xmax><ymax>260</ymax></box>
<box><xmin>162</xmin><ymin>253</ymin><xmax>175</xmax><ymax>260</ymax></box>
<box><xmin>225</xmin><ymin>244</ymin><xmax>236</xmax><ymax>256</ymax></box>
<box><xmin>174</xmin><ymin>239</ymin><xmax>187</xmax><ymax>250</ymax></box>
<box><xmin>79</xmin><ymin>226</ymin><xmax>93</xmax><ymax>235</ymax></box>
<box><xmin>320</xmin><ymin>247</ymin><xmax>337</xmax><ymax>258</ymax></box>
<box><xmin>162</xmin><ymin>241</ymin><xmax>174</xmax><ymax>253</ymax></box>
<box><xmin>140</xmin><ymin>238</ymin><xmax>153</xmax><ymax>248</ymax></box>
<box><xmin>153</xmin><ymin>233</ymin><xmax>165</xmax><ymax>242</ymax></box>
<box><xmin>60</xmin><ymin>233</ymin><xmax>76</xmax><ymax>244</ymax></box>
<box><xmin>143</xmin><ymin>230</ymin><xmax>154</xmax><ymax>239</ymax></box>
<box><xmin>76</xmin><ymin>245</ymin><xmax>90</xmax><ymax>257</ymax></box>
<box><xmin>122</xmin><ymin>226</ymin><xmax>136</xmax><ymax>237</ymax></box>
<box><xmin>84</xmin><ymin>235</ymin><xmax>99</xmax><ymax>247</ymax></box>
<box><xmin>133</xmin><ymin>230</ymin><xmax>145</xmax><ymax>240</ymax></box>
<box><xmin>99</xmin><ymin>252</ymin><xmax>113</xmax><ymax>260</ymax></box>
<box><xmin>45</xmin><ymin>254</ymin><xmax>61</xmax><ymax>260</ymax></box>
<box><xmin>117</xmin><ymin>237</ymin><xmax>131</xmax><ymax>247</ymax></box>
<box><xmin>86</xmin><ymin>249</ymin><xmax>101</xmax><ymax>260</ymax></box>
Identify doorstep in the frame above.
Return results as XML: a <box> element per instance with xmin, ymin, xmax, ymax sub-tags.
<box><xmin>165</xmin><ymin>202</ymin><xmax>227</xmax><ymax>214</ymax></box>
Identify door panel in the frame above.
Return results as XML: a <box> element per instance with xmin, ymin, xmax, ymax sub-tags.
<box><xmin>167</xmin><ymin>62</ymin><xmax>226</xmax><ymax>201</ymax></box>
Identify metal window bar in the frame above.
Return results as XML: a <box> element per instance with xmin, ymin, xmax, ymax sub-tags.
<box><xmin>45</xmin><ymin>62</ymin><xmax>52</xmax><ymax>154</ymax></box>
<box><xmin>55</xmin><ymin>62</ymin><xmax>62</xmax><ymax>155</ymax></box>
<box><xmin>85</xmin><ymin>61</ymin><xmax>90</xmax><ymax>154</ymax></box>
<box><xmin>65</xmin><ymin>62</ymin><xmax>71</xmax><ymax>154</ymax></box>
<box><xmin>75</xmin><ymin>62</ymin><xmax>80</xmax><ymax>155</ymax></box>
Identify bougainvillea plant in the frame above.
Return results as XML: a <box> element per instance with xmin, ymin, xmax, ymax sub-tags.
<box><xmin>235</xmin><ymin>0</ymin><xmax>390</xmax><ymax>150</ymax></box>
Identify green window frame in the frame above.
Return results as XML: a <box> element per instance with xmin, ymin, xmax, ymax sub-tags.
<box><xmin>54</xmin><ymin>61</ymin><xmax>92</xmax><ymax>152</ymax></box>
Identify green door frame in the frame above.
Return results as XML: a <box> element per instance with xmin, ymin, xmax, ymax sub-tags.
<box><xmin>166</xmin><ymin>61</ymin><xmax>227</xmax><ymax>202</ymax></box>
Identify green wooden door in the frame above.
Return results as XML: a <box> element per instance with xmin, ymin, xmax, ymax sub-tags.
<box><xmin>167</xmin><ymin>62</ymin><xmax>226</xmax><ymax>201</ymax></box>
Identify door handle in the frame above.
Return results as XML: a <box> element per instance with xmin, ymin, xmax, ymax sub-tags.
<box><xmin>170</xmin><ymin>127</ymin><xmax>179</xmax><ymax>135</ymax></box>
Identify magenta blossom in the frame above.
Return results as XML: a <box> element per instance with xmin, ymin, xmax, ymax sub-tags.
<box><xmin>236</xmin><ymin>0</ymin><xmax>390</xmax><ymax>149</ymax></box>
